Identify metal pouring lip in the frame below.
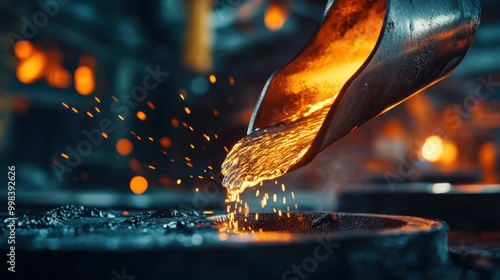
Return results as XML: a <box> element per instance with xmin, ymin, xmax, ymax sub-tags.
<box><xmin>248</xmin><ymin>0</ymin><xmax>481</xmax><ymax>172</ymax></box>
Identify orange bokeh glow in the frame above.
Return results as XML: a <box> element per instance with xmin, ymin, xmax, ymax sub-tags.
<box><xmin>78</xmin><ymin>55</ymin><xmax>96</xmax><ymax>69</ymax></box>
<box><xmin>16</xmin><ymin>51</ymin><xmax>46</xmax><ymax>84</ymax></box>
<box><xmin>10</xmin><ymin>95</ymin><xmax>30</xmax><ymax>113</ymax></box>
<box><xmin>130</xmin><ymin>176</ymin><xmax>148</xmax><ymax>195</ymax></box>
<box><xmin>74</xmin><ymin>65</ymin><xmax>95</xmax><ymax>95</ymax></box>
<box><xmin>128</xmin><ymin>158</ymin><xmax>141</xmax><ymax>172</ymax></box>
<box><xmin>440</xmin><ymin>140</ymin><xmax>458</xmax><ymax>165</ymax></box>
<box><xmin>264</xmin><ymin>4</ymin><xmax>288</xmax><ymax>31</ymax></box>
<box><xmin>160</xmin><ymin>137</ymin><xmax>172</xmax><ymax>148</ymax></box>
<box><xmin>171</xmin><ymin>118</ymin><xmax>180</xmax><ymax>128</ymax></box>
<box><xmin>116</xmin><ymin>138</ymin><xmax>133</xmax><ymax>156</ymax></box>
<box><xmin>14</xmin><ymin>41</ymin><xmax>35</xmax><ymax>59</ymax></box>
<box><xmin>46</xmin><ymin>66</ymin><xmax>71</xmax><ymax>89</ymax></box>
<box><xmin>421</xmin><ymin>136</ymin><xmax>444</xmax><ymax>162</ymax></box>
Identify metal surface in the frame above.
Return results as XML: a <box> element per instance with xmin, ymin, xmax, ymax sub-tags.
<box><xmin>248</xmin><ymin>0</ymin><xmax>481</xmax><ymax>171</ymax></box>
<box><xmin>2</xmin><ymin>207</ymin><xmax>449</xmax><ymax>279</ymax></box>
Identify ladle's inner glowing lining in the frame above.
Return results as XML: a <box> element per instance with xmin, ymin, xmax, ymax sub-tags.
<box><xmin>222</xmin><ymin>0</ymin><xmax>387</xmax><ymax>202</ymax></box>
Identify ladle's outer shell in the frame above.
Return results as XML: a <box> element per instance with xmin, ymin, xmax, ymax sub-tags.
<box><xmin>311</xmin><ymin>0</ymin><xmax>481</xmax><ymax>157</ymax></box>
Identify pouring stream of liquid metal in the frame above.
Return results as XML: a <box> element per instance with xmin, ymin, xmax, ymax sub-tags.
<box><xmin>222</xmin><ymin>98</ymin><xmax>334</xmax><ymax>202</ymax></box>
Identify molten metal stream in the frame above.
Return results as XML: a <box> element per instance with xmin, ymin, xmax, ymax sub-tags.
<box><xmin>222</xmin><ymin>99</ymin><xmax>332</xmax><ymax>202</ymax></box>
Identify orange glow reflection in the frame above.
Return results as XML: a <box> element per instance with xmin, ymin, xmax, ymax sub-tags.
<box><xmin>250</xmin><ymin>231</ymin><xmax>294</xmax><ymax>243</ymax></box>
